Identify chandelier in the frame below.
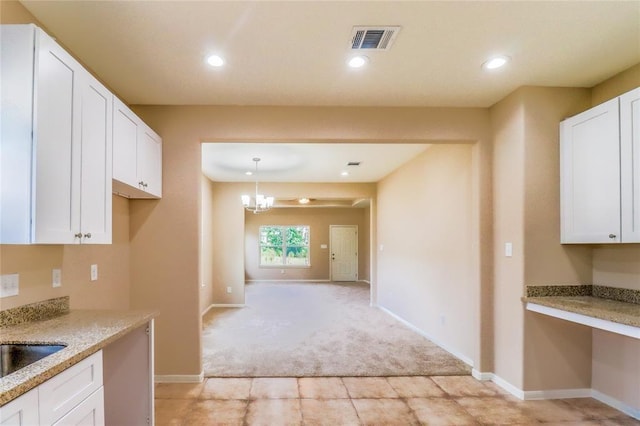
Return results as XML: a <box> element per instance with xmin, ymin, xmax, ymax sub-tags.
<box><xmin>241</xmin><ymin>157</ymin><xmax>274</xmax><ymax>214</ymax></box>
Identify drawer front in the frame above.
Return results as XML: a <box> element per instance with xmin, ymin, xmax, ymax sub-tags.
<box><xmin>52</xmin><ymin>387</ymin><xmax>104</xmax><ymax>426</ymax></box>
<box><xmin>39</xmin><ymin>351</ymin><xmax>103</xmax><ymax>425</ymax></box>
<box><xmin>0</xmin><ymin>387</ymin><xmax>39</xmax><ymax>426</ymax></box>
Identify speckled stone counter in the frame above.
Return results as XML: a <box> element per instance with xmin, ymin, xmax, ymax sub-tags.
<box><xmin>523</xmin><ymin>295</ymin><xmax>640</xmax><ymax>328</ymax></box>
<box><xmin>0</xmin><ymin>309</ymin><xmax>157</xmax><ymax>406</ymax></box>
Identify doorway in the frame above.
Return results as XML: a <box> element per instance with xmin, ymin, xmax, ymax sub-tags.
<box><xmin>330</xmin><ymin>225</ymin><xmax>358</xmax><ymax>281</ymax></box>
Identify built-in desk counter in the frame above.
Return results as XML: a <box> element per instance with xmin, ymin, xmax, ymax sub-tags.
<box><xmin>523</xmin><ymin>285</ymin><xmax>640</xmax><ymax>339</ymax></box>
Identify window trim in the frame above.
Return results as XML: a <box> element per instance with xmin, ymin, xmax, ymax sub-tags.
<box><xmin>259</xmin><ymin>225</ymin><xmax>311</xmax><ymax>268</ymax></box>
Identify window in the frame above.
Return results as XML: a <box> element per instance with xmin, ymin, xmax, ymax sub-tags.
<box><xmin>260</xmin><ymin>225</ymin><xmax>310</xmax><ymax>267</ymax></box>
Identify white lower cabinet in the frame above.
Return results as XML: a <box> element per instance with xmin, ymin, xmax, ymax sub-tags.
<box><xmin>52</xmin><ymin>388</ymin><xmax>104</xmax><ymax>426</ymax></box>
<box><xmin>0</xmin><ymin>387</ymin><xmax>39</xmax><ymax>425</ymax></box>
<box><xmin>0</xmin><ymin>351</ymin><xmax>104</xmax><ymax>426</ymax></box>
<box><xmin>39</xmin><ymin>352</ymin><xmax>103</xmax><ymax>425</ymax></box>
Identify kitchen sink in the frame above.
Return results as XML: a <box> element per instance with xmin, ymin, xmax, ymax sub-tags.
<box><xmin>0</xmin><ymin>343</ymin><xmax>66</xmax><ymax>378</ymax></box>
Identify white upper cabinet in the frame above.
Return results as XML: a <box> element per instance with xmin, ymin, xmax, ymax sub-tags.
<box><xmin>112</xmin><ymin>98</ymin><xmax>162</xmax><ymax>199</ymax></box>
<box><xmin>560</xmin><ymin>87</ymin><xmax>640</xmax><ymax>244</ymax></box>
<box><xmin>620</xmin><ymin>88</ymin><xmax>640</xmax><ymax>242</ymax></box>
<box><xmin>0</xmin><ymin>24</ymin><xmax>112</xmax><ymax>244</ymax></box>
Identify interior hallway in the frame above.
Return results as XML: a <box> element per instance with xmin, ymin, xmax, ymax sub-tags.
<box><xmin>155</xmin><ymin>376</ymin><xmax>640</xmax><ymax>425</ymax></box>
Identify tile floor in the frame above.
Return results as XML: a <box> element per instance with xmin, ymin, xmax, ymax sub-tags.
<box><xmin>155</xmin><ymin>376</ymin><xmax>640</xmax><ymax>425</ymax></box>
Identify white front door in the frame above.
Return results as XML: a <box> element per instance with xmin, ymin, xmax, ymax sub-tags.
<box><xmin>330</xmin><ymin>225</ymin><xmax>358</xmax><ymax>281</ymax></box>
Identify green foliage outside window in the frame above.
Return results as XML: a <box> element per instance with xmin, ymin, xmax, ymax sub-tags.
<box><xmin>260</xmin><ymin>225</ymin><xmax>310</xmax><ymax>266</ymax></box>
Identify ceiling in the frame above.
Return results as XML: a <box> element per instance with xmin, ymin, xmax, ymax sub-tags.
<box><xmin>19</xmin><ymin>1</ymin><xmax>640</xmax><ymax>192</ymax></box>
<box><xmin>20</xmin><ymin>1</ymin><xmax>640</xmax><ymax>108</ymax></box>
<box><xmin>202</xmin><ymin>143</ymin><xmax>430</xmax><ymax>182</ymax></box>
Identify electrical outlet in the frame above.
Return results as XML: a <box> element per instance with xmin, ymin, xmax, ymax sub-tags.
<box><xmin>226</xmin><ymin>286</ymin><xmax>232</xmax><ymax>294</ymax></box>
<box><xmin>280</xmin><ymin>269</ymin><xmax>285</xmax><ymax>274</ymax></box>
<box><xmin>505</xmin><ymin>242</ymin><xmax>513</xmax><ymax>257</ymax></box>
<box><xmin>0</xmin><ymin>274</ymin><xmax>19</xmax><ymax>298</ymax></box>
<box><xmin>90</xmin><ymin>264</ymin><xmax>98</xmax><ymax>281</ymax></box>
<box><xmin>52</xmin><ymin>269</ymin><xmax>62</xmax><ymax>288</ymax></box>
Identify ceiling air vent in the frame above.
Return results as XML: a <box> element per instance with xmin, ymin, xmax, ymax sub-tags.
<box><xmin>347</xmin><ymin>161</ymin><xmax>361</xmax><ymax>166</ymax></box>
<box><xmin>350</xmin><ymin>26</ymin><xmax>401</xmax><ymax>50</ymax></box>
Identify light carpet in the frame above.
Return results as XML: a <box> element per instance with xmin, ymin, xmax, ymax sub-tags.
<box><xmin>202</xmin><ymin>282</ymin><xmax>471</xmax><ymax>377</ymax></box>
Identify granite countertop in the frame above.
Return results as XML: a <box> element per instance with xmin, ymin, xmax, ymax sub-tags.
<box><xmin>0</xmin><ymin>309</ymin><xmax>157</xmax><ymax>406</ymax></box>
<box><xmin>524</xmin><ymin>296</ymin><xmax>640</xmax><ymax>328</ymax></box>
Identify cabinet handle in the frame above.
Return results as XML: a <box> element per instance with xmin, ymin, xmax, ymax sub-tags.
<box><xmin>74</xmin><ymin>232</ymin><xmax>83</xmax><ymax>239</ymax></box>
<box><xmin>139</xmin><ymin>181</ymin><xmax>148</xmax><ymax>189</ymax></box>
<box><xmin>84</xmin><ymin>233</ymin><xmax>92</xmax><ymax>239</ymax></box>
<box><xmin>609</xmin><ymin>234</ymin><xmax>617</xmax><ymax>239</ymax></box>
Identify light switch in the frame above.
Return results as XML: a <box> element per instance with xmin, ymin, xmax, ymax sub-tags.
<box><xmin>52</xmin><ymin>269</ymin><xmax>62</xmax><ymax>288</ymax></box>
<box><xmin>226</xmin><ymin>286</ymin><xmax>232</xmax><ymax>294</ymax></box>
<box><xmin>90</xmin><ymin>264</ymin><xmax>98</xmax><ymax>281</ymax></box>
<box><xmin>320</xmin><ymin>244</ymin><xmax>328</xmax><ymax>249</ymax></box>
<box><xmin>505</xmin><ymin>242</ymin><xmax>513</xmax><ymax>257</ymax></box>
<box><xmin>0</xmin><ymin>274</ymin><xmax>19</xmax><ymax>298</ymax></box>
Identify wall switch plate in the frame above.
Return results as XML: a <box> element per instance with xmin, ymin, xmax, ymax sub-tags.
<box><xmin>320</xmin><ymin>244</ymin><xmax>328</xmax><ymax>249</ymax></box>
<box><xmin>90</xmin><ymin>264</ymin><xmax>98</xmax><ymax>281</ymax></box>
<box><xmin>52</xmin><ymin>269</ymin><xmax>62</xmax><ymax>288</ymax></box>
<box><xmin>505</xmin><ymin>242</ymin><xmax>513</xmax><ymax>257</ymax></box>
<box><xmin>0</xmin><ymin>274</ymin><xmax>19</xmax><ymax>298</ymax></box>
<box><xmin>226</xmin><ymin>286</ymin><xmax>232</xmax><ymax>294</ymax></box>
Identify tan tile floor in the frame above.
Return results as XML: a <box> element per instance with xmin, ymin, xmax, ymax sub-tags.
<box><xmin>155</xmin><ymin>376</ymin><xmax>640</xmax><ymax>426</ymax></box>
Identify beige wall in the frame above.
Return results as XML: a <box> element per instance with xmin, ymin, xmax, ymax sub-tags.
<box><xmin>132</xmin><ymin>105</ymin><xmax>492</xmax><ymax>375</ymax></box>
<box><xmin>0</xmin><ymin>195</ymin><xmax>131</xmax><ymax>311</ymax></box>
<box><xmin>205</xmin><ymin>181</ymin><xmax>375</xmax><ymax>306</ymax></box>
<box><xmin>490</xmin><ymin>86</ymin><xmax>594</xmax><ymax>391</ymax></box>
<box><xmin>377</xmin><ymin>144</ymin><xmax>475</xmax><ymax>362</ymax></box>
<box><xmin>490</xmin><ymin>89</ymin><xmax>527</xmax><ymax>388</ymax></box>
<box><xmin>244</xmin><ymin>207</ymin><xmax>369</xmax><ymax>282</ymax></box>
<box><xmin>589</xmin><ymin>64</ymin><xmax>640</xmax><ymax>410</ymax></box>
<box><xmin>200</xmin><ymin>175</ymin><xmax>215</xmax><ymax>313</ymax></box>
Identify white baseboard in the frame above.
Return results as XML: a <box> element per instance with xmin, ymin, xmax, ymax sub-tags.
<box><xmin>155</xmin><ymin>372</ymin><xmax>204</xmax><ymax>383</ymax></box>
<box><xmin>473</xmin><ymin>372</ymin><xmax>640</xmax><ymax>420</ymax></box>
<box><xmin>202</xmin><ymin>304</ymin><xmax>246</xmax><ymax>315</ymax></box>
<box><xmin>524</xmin><ymin>388</ymin><xmax>592</xmax><ymax>400</ymax></box>
<box><xmin>471</xmin><ymin>369</ymin><xmax>493</xmax><ymax>381</ymax></box>
<box><xmin>246</xmin><ymin>279</ymin><xmax>331</xmax><ymax>283</ymax></box>
<box><xmin>376</xmin><ymin>305</ymin><xmax>474</xmax><ymax>367</ymax></box>
<box><xmin>593</xmin><ymin>390</ymin><xmax>640</xmax><ymax>420</ymax></box>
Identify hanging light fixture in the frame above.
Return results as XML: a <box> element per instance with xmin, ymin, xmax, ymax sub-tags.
<box><xmin>241</xmin><ymin>157</ymin><xmax>274</xmax><ymax>214</ymax></box>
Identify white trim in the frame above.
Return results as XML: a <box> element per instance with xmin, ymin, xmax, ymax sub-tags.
<box><xmin>491</xmin><ymin>373</ymin><xmax>525</xmax><ymax>400</ymax></box>
<box><xmin>376</xmin><ymin>305</ymin><xmax>474</xmax><ymax>367</ymax></box>
<box><xmin>526</xmin><ymin>302</ymin><xmax>640</xmax><ymax>339</ymax></box>
<box><xmin>593</xmin><ymin>389</ymin><xmax>640</xmax><ymax>420</ymax></box>
<box><xmin>524</xmin><ymin>388</ymin><xmax>591</xmax><ymax>400</ymax></box>
<box><xmin>155</xmin><ymin>372</ymin><xmax>204</xmax><ymax>383</ymax></box>
<box><xmin>471</xmin><ymin>369</ymin><xmax>493</xmax><ymax>381</ymax></box>
<box><xmin>246</xmin><ymin>279</ymin><xmax>331</xmax><ymax>283</ymax></box>
<box><xmin>470</xmin><ymin>372</ymin><xmax>640</xmax><ymax>420</ymax></box>
<box><xmin>359</xmin><ymin>279</ymin><xmax>371</xmax><ymax>284</ymax></box>
<box><xmin>202</xmin><ymin>304</ymin><xmax>246</xmax><ymax>315</ymax></box>
<box><xmin>206</xmin><ymin>304</ymin><xmax>246</xmax><ymax>309</ymax></box>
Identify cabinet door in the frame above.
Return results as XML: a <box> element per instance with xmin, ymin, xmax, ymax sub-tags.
<box><xmin>33</xmin><ymin>28</ymin><xmax>82</xmax><ymax>244</ymax></box>
<box><xmin>52</xmin><ymin>388</ymin><xmax>105</xmax><ymax>426</ymax></box>
<box><xmin>0</xmin><ymin>387</ymin><xmax>39</xmax><ymax>426</ymax></box>
<box><xmin>112</xmin><ymin>97</ymin><xmax>139</xmax><ymax>188</ymax></box>
<box><xmin>620</xmin><ymin>88</ymin><xmax>640</xmax><ymax>243</ymax></box>
<box><xmin>39</xmin><ymin>351</ymin><xmax>103</xmax><ymax>425</ymax></box>
<box><xmin>560</xmin><ymin>98</ymin><xmax>621</xmax><ymax>243</ymax></box>
<box><xmin>79</xmin><ymin>73</ymin><xmax>113</xmax><ymax>244</ymax></box>
<box><xmin>138</xmin><ymin>124</ymin><xmax>162</xmax><ymax>198</ymax></box>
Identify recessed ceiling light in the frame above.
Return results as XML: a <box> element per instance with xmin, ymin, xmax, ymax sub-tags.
<box><xmin>482</xmin><ymin>55</ymin><xmax>510</xmax><ymax>70</ymax></box>
<box><xmin>245</xmin><ymin>171</ymin><xmax>253</xmax><ymax>176</ymax></box>
<box><xmin>206</xmin><ymin>54</ymin><xmax>225</xmax><ymax>67</ymax></box>
<box><xmin>341</xmin><ymin>171</ymin><xmax>350</xmax><ymax>176</ymax></box>
<box><xmin>348</xmin><ymin>56</ymin><xmax>369</xmax><ymax>68</ymax></box>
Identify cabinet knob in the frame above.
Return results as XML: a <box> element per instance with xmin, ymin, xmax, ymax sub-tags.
<box><xmin>74</xmin><ymin>232</ymin><xmax>83</xmax><ymax>239</ymax></box>
<box><xmin>609</xmin><ymin>234</ymin><xmax>617</xmax><ymax>239</ymax></box>
<box><xmin>84</xmin><ymin>233</ymin><xmax>92</xmax><ymax>239</ymax></box>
